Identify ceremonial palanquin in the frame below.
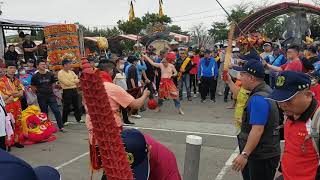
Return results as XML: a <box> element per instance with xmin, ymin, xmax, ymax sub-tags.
<box><xmin>44</xmin><ymin>24</ymin><xmax>81</xmax><ymax>70</ymax></box>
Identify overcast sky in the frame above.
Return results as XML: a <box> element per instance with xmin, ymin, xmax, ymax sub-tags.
<box><xmin>0</xmin><ymin>0</ymin><xmax>315</xmax><ymax>31</ymax></box>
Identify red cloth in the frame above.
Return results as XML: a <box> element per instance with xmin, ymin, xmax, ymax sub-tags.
<box><xmin>311</xmin><ymin>84</ymin><xmax>320</xmax><ymax>103</ymax></box>
<box><xmin>144</xmin><ymin>134</ymin><xmax>182</xmax><ymax>180</ymax></box>
<box><xmin>281</xmin><ymin>108</ymin><xmax>319</xmax><ymax>180</ymax></box>
<box><xmin>281</xmin><ymin>59</ymin><xmax>307</xmax><ymax>72</ymax></box>
<box><xmin>159</xmin><ymin>78</ymin><xmax>178</xmax><ymax>99</ymax></box>
<box><xmin>99</xmin><ymin>71</ymin><xmax>112</xmax><ymax>83</ymax></box>
<box><xmin>5</xmin><ymin>101</ymin><xmax>22</xmax><ymax>145</ymax></box>
<box><xmin>189</xmin><ymin>55</ymin><xmax>200</xmax><ymax>75</ymax></box>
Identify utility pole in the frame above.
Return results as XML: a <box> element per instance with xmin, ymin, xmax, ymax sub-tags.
<box><xmin>0</xmin><ymin>2</ymin><xmax>4</xmax><ymax>16</ymax></box>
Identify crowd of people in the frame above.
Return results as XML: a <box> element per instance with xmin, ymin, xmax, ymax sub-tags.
<box><xmin>2</xmin><ymin>31</ymin><xmax>320</xmax><ymax>179</ymax></box>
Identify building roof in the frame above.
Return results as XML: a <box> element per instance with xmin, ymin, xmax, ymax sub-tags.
<box><xmin>0</xmin><ymin>18</ymin><xmax>57</xmax><ymax>30</ymax></box>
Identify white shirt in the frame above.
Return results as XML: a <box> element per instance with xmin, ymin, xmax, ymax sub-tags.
<box><xmin>0</xmin><ymin>95</ymin><xmax>6</xmax><ymax>137</ymax></box>
<box><xmin>113</xmin><ymin>72</ymin><xmax>128</xmax><ymax>90</ymax></box>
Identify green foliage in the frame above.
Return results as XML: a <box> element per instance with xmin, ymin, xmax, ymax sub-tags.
<box><xmin>141</xmin><ymin>13</ymin><xmax>172</xmax><ymax>26</ymax></box>
<box><xmin>169</xmin><ymin>25</ymin><xmax>189</xmax><ymax>36</ymax></box>
<box><xmin>117</xmin><ymin>13</ymin><xmax>172</xmax><ymax>34</ymax></box>
<box><xmin>208</xmin><ymin>22</ymin><xmax>228</xmax><ymax>42</ymax></box>
<box><xmin>309</xmin><ymin>15</ymin><xmax>320</xmax><ymax>39</ymax></box>
<box><xmin>257</xmin><ymin>16</ymin><xmax>287</xmax><ymax>40</ymax></box>
<box><xmin>227</xmin><ymin>4</ymin><xmax>253</xmax><ymax>24</ymax></box>
<box><xmin>117</xmin><ymin>18</ymin><xmax>144</xmax><ymax>34</ymax></box>
<box><xmin>76</xmin><ymin>22</ymin><xmax>120</xmax><ymax>38</ymax></box>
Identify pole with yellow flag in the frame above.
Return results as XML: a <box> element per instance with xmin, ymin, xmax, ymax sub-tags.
<box><xmin>159</xmin><ymin>0</ymin><xmax>164</xmax><ymax>17</ymax></box>
<box><xmin>129</xmin><ymin>0</ymin><xmax>135</xmax><ymax>21</ymax></box>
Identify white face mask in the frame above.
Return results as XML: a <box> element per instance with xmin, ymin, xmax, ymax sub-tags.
<box><xmin>119</xmin><ymin>64</ymin><xmax>125</xmax><ymax>69</ymax></box>
<box><xmin>95</xmin><ymin>63</ymin><xmax>99</xmax><ymax>67</ymax></box>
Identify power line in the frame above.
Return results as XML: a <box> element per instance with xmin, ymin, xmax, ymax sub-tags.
<box><xmin>171</xmin><ymin>6</ymin><xmax>231</xmax><ymax>19</ymax></box>
<box><xmin>172</xmin><ymin>9</ymin><xmax>217</xmax><ymax>18</ymax></box>
<box><xmin>173</xmin><ymin>14</ymin><xmax>225</xmax><ymax>22</ymax></box>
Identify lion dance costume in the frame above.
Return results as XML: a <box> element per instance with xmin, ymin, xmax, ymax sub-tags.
<box><xmin>80</xmin><ymin>58</ymin><xmax>134</xmax><ymax>180</ymax></box>
<box><xmin>20</xmin><ymin>105</ymin><xmax>57</xmax><ymax>144</ymax></box>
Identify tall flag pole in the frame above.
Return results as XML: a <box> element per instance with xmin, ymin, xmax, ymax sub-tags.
<box><xmin>129</xmin><ymin>0</ymin><xmax>135</xmax><ymax>21</ymax></box>
<box><xmin>159</xmin><ymin>0</ymin><xmax>164</xmax><ymax>17</ymax></box>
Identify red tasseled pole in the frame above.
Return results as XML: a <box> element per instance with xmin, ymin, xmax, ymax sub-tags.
<box><xmin>80</xmin><ymin>57</ymin><xmax>134</xmax><ymax>180</ymax></box>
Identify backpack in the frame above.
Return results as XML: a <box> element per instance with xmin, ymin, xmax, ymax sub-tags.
<box><xmin>302</xmin><ymin>107</ymin><xmax>320</xmax><ymax>157</ymax></box>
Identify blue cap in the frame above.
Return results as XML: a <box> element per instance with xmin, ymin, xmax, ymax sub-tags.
<box><xmin>238</xmin><ymin>49</ymin><xmax>261</xmax><ymax>61</ymax></box>
<box><xmin>310</xmin><ymin>62</ymin><xmax>320</xmax><ymax>78</ymax></box>
<box><xmin>61</xmin><ymin>59</ymin><xmax>71</xmax><ymax>66</ymax></box>
<box><xmin>233</xmin><ymin>60</ymin><xmax>265</xmax><ymax>79</ymax></box>
<box><xmin>268</xmin><ymin>71</ymin><xmax>311</xmax><ymax>102</ymax></box>
<box><xmin>121</xmin><ymin>129</ymin><xmax>149</xmax><ymax>180</ymax></box>
<box><xmin>204</xmin><ymin>49</ymin><xmax>211</xmax><ymax>54</ymax></box>
<box><xmin>0</xmin><ymin>149</ymin><xmax>60</xmax><ymax>180</ymax></box>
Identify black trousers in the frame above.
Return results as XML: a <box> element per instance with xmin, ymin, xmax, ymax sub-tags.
<box><xmin>224</xmin><ymin>84</ymin><xmax>230</xmax><ymax>100</ymax></box>
<box><xmin>62</xmin><ymin>89</ymin><xmax>82</xmax><ymax>123</ymax></box>
<box><xmin>242</xmin><ymin>156</ymin><xmax>280</xmax><ymax>180</ymax></box>
<box><xmin>264</xmin><ymin>73</ymin><xmax>270</xmax><ymax>86</ymax></box>
<box><xmin>200</xmin><ymin>77</ymin><xmax>217</xmax><ymax>100</ymax></box>
<box><xmin>190</xmin><ymin>74</ymin><xmax>198</xmax><ymax>94</ymax></box>
<box><xmin>20</xmin><ymin>95</ymin><xmax>28</xmax><ymax>111</ymax></box>
<box><xmin>0</xmin><ymin>136</ymin><xmax>5</xmax><ymax>150</ymax></box>
<box><xmin>156</xmin><ymin>70</ymin><xmax>161</xmax><ymax>92</ymax></box>
<box><xmin>121</xmin><ymin>107</ymin><xmax>129</xmax><ymax>123</ymax></box>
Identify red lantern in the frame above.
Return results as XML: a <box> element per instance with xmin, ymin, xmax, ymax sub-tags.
<box><xmin>147</xmin><ymin>99</ymin><xmax>158</xmax><ymax>110</ymax></box>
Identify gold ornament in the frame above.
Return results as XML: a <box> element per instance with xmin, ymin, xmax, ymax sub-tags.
<box><xmin>97</xmin><ymin>37</ymin><xmax>109</xmax><ymax>50</ymax></box>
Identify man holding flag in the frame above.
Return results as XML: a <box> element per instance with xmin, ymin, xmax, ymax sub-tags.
<box><xmin>176</xmin><ymin>50</ymin><xmax>193</xmax><ymax>101</ymax></box>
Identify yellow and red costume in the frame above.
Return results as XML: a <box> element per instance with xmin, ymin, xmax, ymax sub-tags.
<box><xmin>0</xmin><ymin>75</ymin><xmax>24</xmax><ymax>145</ymax></box>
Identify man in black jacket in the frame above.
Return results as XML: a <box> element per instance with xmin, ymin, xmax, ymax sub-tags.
<box><xmin>231</xmin><ymin>60</ymin><xmax>280</xmax><ymax>180</ymax></box>
<box><xmin>31</xmin><ymin>60</ymin><xmax>64</xmax><ymax>132</ymax></box>
<box><xmin>176</xmin><ymin>50</ymin><xmax>193</xmax><ymax>101</ymax></box>
<box><xmin>4</xmin><ymin>45</ymin><xmax>19</xmax><ymax>64</ymax></box>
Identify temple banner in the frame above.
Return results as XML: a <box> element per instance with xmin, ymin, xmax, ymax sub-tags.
<box><xmin>44</xmin><ymin>24</ymin><xmax>81</xmax><ymax>69</ymax></box>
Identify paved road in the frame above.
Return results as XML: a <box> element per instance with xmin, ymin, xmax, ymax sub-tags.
<box><xmin>11</xmin><ymin>94</ymin><xmax>243</xmax><ymax>180</ymax></box>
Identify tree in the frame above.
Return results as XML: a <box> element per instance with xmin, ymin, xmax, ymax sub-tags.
<box><xmin>169</xmin><ymin>25</ymin><xmax>189</xmax><ymax>35</ymax></box>
<box><xmin>117</xmin><ymin>18</ymin><xmax>145</xmax><ymax>34</ymax></box>
<box><xmin>117</xmin><ymin>13</ymin><xmax>172</xmax><ymax>35</ymax></box>
<box><xmin>257</xmin><ymin>16</ymin><xmax>286</xmax><ymax>40</ymax></box>
<box><xmin>208</xmin><ymin>22</ymin><xmax>228</xmax><ymax>42</ymax></box>
<box><xmin>190</xmin><ymin>23</ymin><xmax>214</xmax><ymax>48</ymax></box>
<box><xmin>309</xmin><ymin>15</ymin><xmax>320</xmax><ymax>39</ymax></box>
<box><xmin>227</xmin><ymin>3</ymin><xmax>253</xmax><ymax>24</ymax></box>
<box><xmin>141</xmin><ymin>13</ymin><xmax>172</xmax><ymax>26</ymax></box>
<box><xmin>75</xmin><ymin>23</ymin><xmax>120</xmax><ymax>38</ymax></box>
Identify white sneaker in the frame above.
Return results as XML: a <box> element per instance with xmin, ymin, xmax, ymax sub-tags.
<box><xmin>178</xmin><ymin>108</ymin><xmax>184</xmax><ymax>115</ymax></box>
<box><xmin>131</xmin><ymin>114</ymin><xmax>142</xmax><ymax>119</ymax></box>
<box><xmin>193</xmin><ymin>94</ymin><xmax>197</xmax><ymax>98</ymax></box>
<box><xmin>78</xmin><ymin>120</ymin><xmax>85</xmax><ymax>123</ymax></box>
<box><xmin>64</xmin><ymin>122</ymin><xmax>71</xmax><ymax>126</ymax></box>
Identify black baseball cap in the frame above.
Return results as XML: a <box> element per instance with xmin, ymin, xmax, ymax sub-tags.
<box><xmin>61</xmin><ymin>59</ymin><xmax>72</xmax><ymax>66</ymax></box>
<box><xmin>0</xmin><ymin>149</ymin><xmax>60</xmax><ymax>180</ymax></box>
<box><xmin>267</xmin><ymin>71</ymin><xmax>311</xmax><ymax>102</ymax></box>
<box><xmin>5</xmin><ymin>61</ymin><xmax>17</xmax><ymax>68</ymax></box>
<box><xmin>121</xmin><ymin>129</ymin><xmax>149</xmax><ymax>180</ymax></box>
<box><xmin>307</xmin><ymin>46</ymin><xmax>318</xmax><ymax>54</ymax></box>
<box><xmin>127</xmin><ymin>56</ymin><xmax>139</xmax><ymax>64</ymax></box>
<box><xmin>233</xmin><ymin>60</ymin><xmax>265</xmax><ymax>79</ymax></box>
